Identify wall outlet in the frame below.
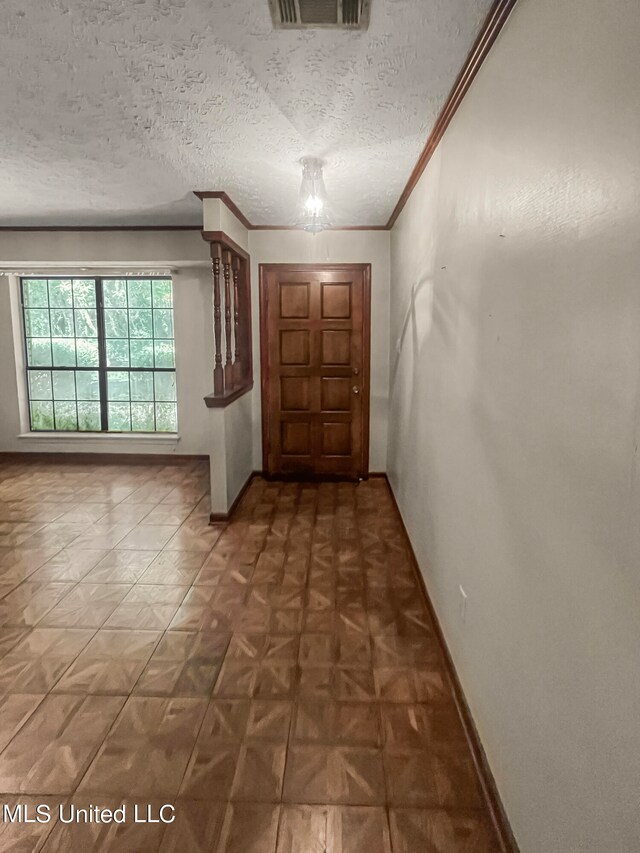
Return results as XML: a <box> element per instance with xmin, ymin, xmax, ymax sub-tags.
<box><xmin>458</xmin><ymin>585</ymin><xmax>468</xmax><ymax>622</ymax></box>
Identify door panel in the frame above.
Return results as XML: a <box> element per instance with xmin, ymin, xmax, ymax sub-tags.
<box><xmin>260</xmin><ymin>264</ymin><xmax>370</xmax><ymax>479</ymax></box>
<box><xmin>321</xmin><ymin>330</ymin><xmax>351</xmax><ymax>364</ymax></box>
<box><xmin>280</xmin><ymin>330</ymin><xmax>310</xmax><ymax>365</ymax></box>
<box><xmin>321</xmin><ymin>283</ymin><xmax>351</xmax><ymax>318</ymax></box>
<box><xmin>322</xmin><ymin>422</ymin><xmax>351</xmax><ymax>456</ymax></box>
<box><xmin>281</xmin><ymin>422</ymin><xmax>311</xmax><ymax>456</ymax></box>
<box><xmin>321</xmin><ymin>377</ymin><xmax>351</xmax><ymax>411</ymax></box>
<box><xmin>280</xmin><ymin>283</ymin><xmax>310</xmax><ymax>318</ymax></box>
<box><xmin>280</xmin><ymin>376</ymin><xmax>310</xmax><ymax>411</ymax></box>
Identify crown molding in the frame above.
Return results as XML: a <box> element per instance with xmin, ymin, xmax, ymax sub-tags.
<box><xmin>194</xmin><ymin>191</ymin><xmax>254</xmax><ymax>230</ymax></box>
<box><xmin>0</xmin><ymin>1</ymin><xmax>517</xmax><ymax>238</ymax></box>
<box><xmin>196</xmin><ymin>0</ymin><xmax>517</xmax><ymax>233</ymax></box>
<box><xmin>251</xmin><ymin>224</ymin><xmax>389</xmax><ymax>231</ymax></box>
<box><xmin>386</xmin><ymin>0</ymin><xmax>518</xmax><ymax>228</ymax></box>
<box><xmin>0</xmin><ymin>225</ymin><xmax>201</xmax><ymax>232</ymax></box>
<box><xmin>193</xmin><ymin>190</ymin><xmax>387</xmax><ymax>231</ymax></box>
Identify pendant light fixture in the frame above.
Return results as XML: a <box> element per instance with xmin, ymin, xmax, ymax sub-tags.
<box><xmin>297</xmin><ymin>157</ymin><xmax>330</xmax><ymax>233</ymax></box>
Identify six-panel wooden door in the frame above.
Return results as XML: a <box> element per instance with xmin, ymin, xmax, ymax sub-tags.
<box><xmin>260</xmin><ymin>264</ymin><xmax>371</xmax><ymax>479</ymax></box>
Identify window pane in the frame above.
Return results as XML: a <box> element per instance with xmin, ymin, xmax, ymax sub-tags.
<box><xmin>74</xmin><ymin>308</ymin><xmax>98</xmax><ymax>338</ymax></box>
<box><xmin>54</xmin><ymin>401</ymin><xmax>78</xmax><ymax>431</ymax></box>
<box><xmin>154</xmin><ymin>341</ymin><xmax>175</xmax><ymax>368</ymax></box>
<box><xmin>103</xmin><ymin>279</ymin><xmax>127</xmax><ymax>307</ymax></box>
<box><xmin>104</xmin><ymin>309</ymin><xmax>129</xmax><ymax>338</ymax></box>
<box><xmin>108</xmin><ymin>402</ymin><xmax>131</xmax><ymax>431</ymax></box>
<box><xmin>154</xmin><ymin>372</ymin><xmax>176</xmax><ymax>402</ymax></box>
<box><xmin>48</xmin><ymin>280</ymin><xmax>73</xmax><ymax>308</ymax></box>
<box><xmin>75</xmin><ymin>371</ymin><xmax>100</xmax><ymax>401</ymax></box>
<box><xmin>131</xmin><ymin>402</ymin><xmax>155</xmax><ymax>431</ymax></box>
<box><xmin>155</xmin><ymin>402</ymin><xmax>177</xmax><ymax>432</ymax></box>
<box><xmin>22</xmin><ymin>276</ymin><xmax>177</xmax><ymax>437</ymax></box>
<box><xmin>29</xmin><ymin>369</ymin><xmax>101</xmax><ymax>432</ymax></box>
<box><xmin>50</xmin><ymin>308</ymin><xmax>74</xmax><ymax>337</ymax></box>
<box><xmin>130</xmin><ymin>339</ymin><xmax>154</xmax><ymax>368</ymax></box>
<box><xmin>107</xmin><ymin>371</ymin><xmax>130</xmax><ymax>401</ymax></box>
<box><xmin>152</xmin><ymin>279</ymin><xmax>173</xmax><ymax>308</ymax></box>
<box><xmin>77</xmin><ymin>401</ymin><xmax>101</xmax><ymax>431</ymax></box>
<box><xmin>24</xmin><ymin>309</ymin><xmax>50</xmax><ymax>337</ymax></box>
<box><xmin>28</xmin><ymin>371</ymin><xmax>52</xmax><ymax>400</ymax></box>
<box><xmin>26</xmin><ymin>339</ymin><xmax>52</xmax><ymax>367</ymax></box>
<box><xmin>130</xmin><ymin>372</ymin><xmax>154</xmax><ymax>401</ymax></box>
<box><xmin>106</xmin><ymin>339</ymin><xmax>130</xmax><ymax>367</ymax></box>
<box><xmin>73</xmin><ymin>279</ymin><xmax>96</xmax><ymax>308</ymax></box>
<box><xmin>30</xmin><ymin>400</ymin><xmax>54</xmax><ymax>431</ymax></box>
<box><xmin>51</xmin><ymin>339</ymin><xmax>76</xmax><ymax>367</ymax></box>
<box><xmin>153</xmin><ymin>309</ymin><xmax>173</xmax><ymax>339</ymax></box>
<box><xmin>127</xmin><ymin>279</ymin><xmax>152</xmax><ymax>308</ymax></box>
<box><xmin>76</xmin><ymin>339</ymin><xmax>99</xmax><ymax>367</ymax></box>
<box><xmin>52</xmin><ymin>371</ymin><xmax>76</xmax><ymax>400</ymax></box>
<box><xmin>23</xmin><ymin>280</ymin><xmax>49</xmax><ymax>308</ymax></box>
<box><xmin>128</xmin><ymin>309</ymin><xmax>152</xmax><ymax>338</ymax></box>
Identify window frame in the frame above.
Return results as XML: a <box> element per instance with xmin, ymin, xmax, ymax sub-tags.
<box><xmin>20</xmin><ymin>275</ymin><xmax>178</xmax><ymax>434</ymax></box>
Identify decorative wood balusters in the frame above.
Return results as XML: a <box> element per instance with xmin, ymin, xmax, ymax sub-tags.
<box><xmin>202</xmin><ymin>231</ymin><xmax>253</xmax><ymax>407</ymax></box>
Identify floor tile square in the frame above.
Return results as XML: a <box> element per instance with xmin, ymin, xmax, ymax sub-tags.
<box><xmin>52</xmin><ymin>629</ymin><xmax>160</xmax><ymax>695</ymax></box>
<box><xmin>79</xmin><ymin>696</ymin><xmax>207</xmax><ymax>797</ymax></box>
<box><xmin>0</xmin><ymin>693</ymin><xmax>125</xmax><ymax>794</ymax></box>
<box><xmin>158</xmin><ymin>799</ymin><xmax>226</xmax><ymax>853</ymax></box>
<box><xmin>135</xmin><ymin>630</ymin><xmax>229</xmax><ymax>697</ymax></box>
<box><xmin>283</xmin><ymin>746</ymin><xmax>385</xmax><ymax>805</ymax></box>
<box><xmin>230</xmin><ymin>743</ymin><xmax>286</xmax><ymax>801</ymax></box>
<box><xmin>384</xmin><ymin>749</ymin><xmax>483</xmax><ymax>808</ymax></box>
<box><xmin>215</xmin><ymin>803</ymin><xmax>280</xmax><ymax>853</ymax></box>
<box><xmin>277</xmin><ymin>805</ymin><xmax>392</xmax><ymax>853</ymax></box>
<box><xmin>388</xmin><ymin>808</ymin><xmax>501</xmax><ymax>853</ymax></box>
<box><xmin>117</xmin><ymin>524</ymin><xmax>180</xmax><ymax>551</ymax></box>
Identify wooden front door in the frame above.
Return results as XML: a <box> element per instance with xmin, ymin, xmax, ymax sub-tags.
<box><xmin>260</xmin><ymin>264</ymin><xmax>371</xmax><ymax>479</ymax></box>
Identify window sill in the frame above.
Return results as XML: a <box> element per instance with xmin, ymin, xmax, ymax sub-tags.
<box><xmin>18</xmin><ymin>432</ymin><xmax>180</xmax><ymax>442</ymax></box>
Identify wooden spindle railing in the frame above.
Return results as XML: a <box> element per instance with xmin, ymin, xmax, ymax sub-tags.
<box><xmin>202</xmin><ymin>231</ymin><xmax>253</xmax><ymax>408</ymax></box>
<box><xmin>222</xmin><ymin>249</ymin><xmax>233</xmax><ymax>391</ymax></box>
<box><xmin>232</xmin><ymin>255</ymin><xmax>242</xmax><ymax>387</ymax></box>
<box><xmin>211</xmin><ymin>244</ymin><xmax>224</xmax><ymax>397</ymax></box>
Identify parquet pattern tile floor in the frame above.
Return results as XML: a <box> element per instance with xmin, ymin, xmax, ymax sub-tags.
<box><xmin>0</xmin><ymin>458</ymin><xmax>501</xmax><ymax>852</ymax></box>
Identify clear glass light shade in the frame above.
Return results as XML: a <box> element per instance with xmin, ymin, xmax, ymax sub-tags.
<box><xmin>297</xmin><ymin>157</ymin><xmax>331</xmax><ymax>233</ymax></box>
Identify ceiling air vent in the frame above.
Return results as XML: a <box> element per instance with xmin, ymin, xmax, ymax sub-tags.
<box><xmin>269</xmin><ymin>0</ymin><xmax>370</xmax><ymax>29</ymax></box>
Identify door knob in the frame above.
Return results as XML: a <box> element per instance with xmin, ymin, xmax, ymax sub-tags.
<box><xmin>352</xmin><ymin>386</ymin><xmax>360</xmax><ymax>395</ymax></box>
<box><xmin>353</xmin><ymin>367</ymin><xmax>360</xmax><ymax>375</ymax></box>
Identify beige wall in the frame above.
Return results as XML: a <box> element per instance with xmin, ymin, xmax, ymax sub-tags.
<box><xmin>0</xmin><ymin>219</ymin><xmax>390</xmax><ymax>508</ymax></box>
<box><xmin>205</xmin><ymin>394</ymin><xmax>254</xmax><ymax>515</ymax></box>
<box><xmin>223</xmin><ymin>391</ymin><xmax>253</xmax><ymax>506</ymax></box>
<box><xmin>247</xmin><ymin>229</ymin><xmax>391</xmax><ymax>472</ymax></box>
<box><xmin>387</xmin><ymin>0</ymin><xmax>640</xmax><ymax>850</ymax></box>
<box><xmin>0</xmin><ymin>230</ymin><xmax>214</xmax><ymax>456</ymax></box>
<box><xmin>202</xmin><ymin>198</ymin><xmax>249</xmax><ymax>253</ymax></box>
<box><xmin>200</xmin><ymin>198</ymin><xmax>254</xmax><ymax>510</ymax></box>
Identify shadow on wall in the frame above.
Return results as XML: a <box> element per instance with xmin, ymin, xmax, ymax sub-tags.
<box><xmin>468</xmin><ymin>225</ymin><xmax>640</xmax><ymax>608</ymax></box>
<box><xmin>390</xmin><ymin>275</ymin><xmax>434</xmax><ymax>389</ymax></box>
<box><xmin>391</xmin><ymin>206</ymin><xmax>640</xmax><ymax>845</ymax></box>
<box><xmin>389</xmin><ymin>271</ymin><xmax>444</xmax><ymax>574</ymax></box>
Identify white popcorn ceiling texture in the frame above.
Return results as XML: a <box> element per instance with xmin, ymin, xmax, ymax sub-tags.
<box><xmin>0</xmin><ymin>0</ymin><xmax>493</xmax><ymax>226</ymax></box>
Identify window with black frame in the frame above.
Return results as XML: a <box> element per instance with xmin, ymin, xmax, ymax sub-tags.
<box><xmin>21</xmin><ymin>277</ymin><xmax>177</xmax><ymax>433</ymax></box>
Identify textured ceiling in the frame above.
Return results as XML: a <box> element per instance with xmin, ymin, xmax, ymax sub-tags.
<box><xmin>0</xmin><ymin>0</ymin><xmax>493</xmax><ymax>227</ymax></box>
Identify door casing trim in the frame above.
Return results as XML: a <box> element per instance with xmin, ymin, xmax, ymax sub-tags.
<box><xmin>259</xmin><ymin>263</ymin><xmax>371</xmax><ymax>479</ymax></box>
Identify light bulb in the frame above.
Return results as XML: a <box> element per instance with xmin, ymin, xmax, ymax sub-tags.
<box><xmin>297</xmin><ymin>157</ymin><xmax>330</xmax><ymax>232</ymax></box>
<box><xmin>305</xmin><ymin>195</ymin><xmax>324</xmax><ymax>214</ymax></box>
